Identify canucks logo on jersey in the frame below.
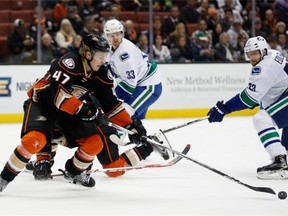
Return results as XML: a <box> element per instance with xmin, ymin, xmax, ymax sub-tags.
<box><xmin>119</xmin><ymin>53</ymin><xmax>129</xmax><ymax>61</ymax></box>
<box><xmin>252</xmin><ymin>66</ymin><xmax>262</xmax><ymax>75</ymax></box>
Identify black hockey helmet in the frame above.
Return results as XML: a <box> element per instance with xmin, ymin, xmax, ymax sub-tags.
<box><xmin>81</xmin><ymin>34</ymin><xmax>110</xmax><ymax>55</ymax></box>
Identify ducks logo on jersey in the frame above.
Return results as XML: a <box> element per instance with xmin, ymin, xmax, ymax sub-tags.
<box><xmin>62</xmin><ymin>58</ymin><xmax>75</xmax><ymax>69</ymax></box>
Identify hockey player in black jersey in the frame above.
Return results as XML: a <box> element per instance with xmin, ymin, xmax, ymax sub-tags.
<box><xmin>0</xmin><ymin>34</ymin><xmax>170</xmax><ymax>192</ymax></box>
<box><xmin>0</xmin><ymin>34</ymin><xmax>154</xmax><ymax>192</ymax></box>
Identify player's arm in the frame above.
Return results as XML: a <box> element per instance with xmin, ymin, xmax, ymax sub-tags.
<box><xmin>207</xmin><ymin>86</ymin><xmax>260</xmax><ymax>123</ymax></box>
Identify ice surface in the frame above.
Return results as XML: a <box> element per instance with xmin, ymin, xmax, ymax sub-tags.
<box><xmin>0</xmin><ymin>117</ymin><xmax>287</xmax><ymax>216</ymax></box>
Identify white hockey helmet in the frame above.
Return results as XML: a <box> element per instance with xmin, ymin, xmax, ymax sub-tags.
<box><xmin>104</xmin><ymin>19</ymin><xmax>124</xmax><ymax>35</ymax></box>
<box><xmin>244</xmin><ymin>36</ymin><xmax>269</xmax><ymax>60</ymax></box>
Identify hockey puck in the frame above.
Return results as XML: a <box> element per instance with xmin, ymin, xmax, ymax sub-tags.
<box><xmin>278</xmin><ymin>191</ymin><xmax>287</xmax><ymax>200</ymax></box>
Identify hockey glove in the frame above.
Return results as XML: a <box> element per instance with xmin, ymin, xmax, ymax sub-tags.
<box><xmin>77</xmin><ymin>95</ymin><xmax>107</xmax><ymax>123</ymax></box>
<box><xmin>126</xmin><ymin>117</ymin><xmax>147</xmax><ymax>144</ymax></box>
<box><xmin>208</xmin><ymin>101</ymin><xmax>231</xmax><ymax>123</ymax></box>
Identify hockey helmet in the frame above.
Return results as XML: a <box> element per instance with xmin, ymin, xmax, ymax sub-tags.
<box><xmin>81</xmin><ymin>34</ymin><xmax>110</xmax><ymax>55</ymax></box>
<box><xmin>244</xmin><ymin>36</ymin><xmax>269</xmax><ymax>60</ymax></box>
<box><xmin>104</xmin><ymin>19</ymin><xmax>124</xmax><ymax>35</ymax></box>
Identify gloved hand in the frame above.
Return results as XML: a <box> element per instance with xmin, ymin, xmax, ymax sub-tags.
<box><xmin>126</xmin><ymin>117</ymin><xmax>147</xmax><ymax>144</ymax></box>
<box><xmin>207</xmin><ymin>101</ymin><xmax>231</xmax><ymax>123</ymax></box>
<box><xmin>77</xmin><ymin>94</ymin><xmax>106</xmax><ymax>123</ymax></box>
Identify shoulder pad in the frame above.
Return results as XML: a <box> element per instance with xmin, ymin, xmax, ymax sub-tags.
<box><xmin>119</xmin><ymin>52</ymin><xmax>129</xmax><ymax>61</ymax></box>
<box><xmin>251</xmin><ymin>66</ymin><xmax>262</xmax><ymax>75</ymax></box>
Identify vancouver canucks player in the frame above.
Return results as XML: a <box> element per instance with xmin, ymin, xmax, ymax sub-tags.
<box><xmin>208</xmin><ymin>36</ymin><xmax>288</xmax><ymax>179</ymax></box>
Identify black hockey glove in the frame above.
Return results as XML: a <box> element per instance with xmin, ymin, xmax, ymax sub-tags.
<box><xmin>126</xmin><ymin>117</ymin><xmax>147</xmax><ymax>145</ymax></box>
<box><xmin>77</xmin><ymin>95</ymin><xmax>106</xmax><ymax>123</ymax></box>
<box><xmin>207</xmin><ymin>101</ymin><xmax>231</xmax><ymax>123</ymax></box>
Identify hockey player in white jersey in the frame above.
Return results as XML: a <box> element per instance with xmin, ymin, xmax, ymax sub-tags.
<box><xmin>104</xmin><ymin>19</ymin><xmax>162</xmax><ymax>120</ymax></box>
<box><xmin>207</xmin><ymin>36</ymin><xmax>288</xmax><ymax>180</ymax></box>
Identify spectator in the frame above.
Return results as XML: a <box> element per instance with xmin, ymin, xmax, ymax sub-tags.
<box><xmin>79</xmin><ymin>0</ymin><xmax>100</xmax><ymax>20</ymax></box>
<box><xmin>206</xmin><ymin>7</ymin><xmax>220</xmax><ymax>32</ymax></box>
<box><xmin>277</xmin><ymin>33</ymin><xmax>288</xmax><ymax>58</ymax></box>
<box><xmin>30</xmin><ymin>6</ymin><xmax>54</xmax><ymax>40</ymax></box>
<box><xmin>170</xmin><ymin>35</ymin><xmax>193</xmax><ymax>63</ymax></box>
<box><xmin>53</xmin><ymin>0</ymin><xmax>69</xmax><ymax>24</ymax></box>
<box><xmin>190</xmin><ymin>31</ymin><xmax>214</xmax><ymax>62</ymax></box>
<box><xmin>7</xmin><ymin>19</ymin><xmax>36</xmax><ymax>64</ymax></box>
<box><xmin>254</xmin><ymin>17</ymin><xmax>268</xmax><ymax>38</ymax></box>
<box><xmin>79</xmin><ymin>15</ymin><xmax>100</xmax><ymax>38</ymax></box>
<box><xmin>108</xmin><ymin>4</ymin><xmax>122</xmax><ymax>21</ymax></box>
<box><xmin>218</xmin><ymin>0</ymin><xmax>243</xmax><ymax>22</ymax></box>
<box><xmin>152</xmin><ymin>35</ymin><xmax>172</xmax><ymax>63</ymax></box>
<box><xmin>191</xmin><ymin>19</ymin><xmax>212</xmax><ymax>49</ymax></box>
<box><xmin>169</xmin><ymin>22</ymin><xmax>190</xmax><ymax>48</ymax></box>
<box><xmin>273</xmin><ymin>0</ymin><xmax>288</xmax><ymax>26</ymax></box>
<box><xmin>233</xmin><ymin>31</ymin><xmax>248</xmax><ymax>62</ymax></box>
<box><xmin>214</xmin><ymin>32</ymin><xmax>234</xmax><ymax>62</ymax></box>
<box><xmin>275</xmin><ymin>21</ymin><xmax>287</xmax><ymax>37</ymax></box>
<box><xmin>196</xmin><ymin>0</ymin><xmax>210</xmax><ymax>20</ymax></box>
<box><xmin>54</xmin><ymin>19</ymin><xmax>77</xmax><ymax>53</ymax></box>
<box><xmin>179</xmin><ymin>0</ymin><xmax>200</xmax><ymax>24</ymax></box>
<box><xmin>216</xmin><ymin>0</ymin><xmax>242</xmax><ymax>12</ymax></box>
<box><xmin>67</xmin><ymin>34</ymin><xmax>83</xmax><ymax>53</ymax></box>
<box><xmin>211</xmin><ymin>22</ymin><xmax>224</xmax><ymax>47</ymax></box>
<box><xmin>220</xmin><ymin>8</ymin><xmax>234</xmax><ymax>31</ymax></box>
<box><xmin>268</xmin><ymin>34</ymin><xmax>282</xmax><ymax>53</ymax></box>
<box><xmin>66</xmin><ymin>5</ymin><xmax>84</xmax><ymax>34</ymax></box>
<box><xmin>263</xmin><ymin>9</ymin><xmax>277</xmax><ymax>36</ymax></box>
<box><xmin>124</xmin><ymin>20</ymin><xmax>138</xmax><ymax>44</ymax></box>
<box><xmin>40</xmin><ymin>33</ymin><xmax>61</xmax><ymax>64</ymax></box>
<box><xmin>137</xmin><ymin>34</ymin><xmax>149</xmax><ymax>53</ymax></box>
<box><xmin>227</xmin><ymin>14</ymin><xmax>249</xmax><ymax>49</ymax></box>
<box><xmin>162</xmin><ymin>5</ymin><xmax>181</xmax><ymax>38</ymax></box>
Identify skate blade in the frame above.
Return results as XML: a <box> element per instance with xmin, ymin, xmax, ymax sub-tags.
<box><xmin>257</xmin><ymin>169</ymin><xmax>288</xmax><ymax>180</ymax></box>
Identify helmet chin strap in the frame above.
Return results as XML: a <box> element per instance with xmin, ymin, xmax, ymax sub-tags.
<box><xmin>85</xmin><ymin>51</ymin><xmax>95</xmax><ymax>72</ymax></box>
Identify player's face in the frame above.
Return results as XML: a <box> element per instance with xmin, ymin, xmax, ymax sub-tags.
<box><xmin>90</xmin><ymin>51</ymin><xmax>107</xmax><ymax>71</ymax></box>
<box><xmin>106</xmin><ymin>32</ymin><xmax>123</xmax><ymax>49</ymax></box>
<box><xmin>246</xmin><ymin>50</ymin><xmax>261</xmax><ymax>66</ymax></box>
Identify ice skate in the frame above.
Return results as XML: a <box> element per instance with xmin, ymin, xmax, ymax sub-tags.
<box><xmin>257</xmin><ymin>155</ymin><xmax>288</xmax><ymax>179</ymax></box>
<box><xmin>149</xmin><ymin>130</ymin><xmax>173</xmax><ymax>160</ymax></box>
<box><xmin>33</xmin><ymin>160</ymin><xmax>53</xmax><ymax>180</ymax></box>
<box><xmin>0</xmin><ymin>176</ymin><xmax>9</xmax><ymax>192</ymax></box>
<box><xmin>59</xmin><ymin>169</ymin><xmax>95</xmax><ymax>187</ymax></box>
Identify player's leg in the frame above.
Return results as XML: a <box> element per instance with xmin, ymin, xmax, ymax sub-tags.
<box><xmin>119</xmin><ymin>84</ymin><xmax>162</xmax><ymax>120</ymax></box>
<box><xmin>253</xmin><ymin>109</ymin><xmax>288</xmax><ymax>179</ymax></box>
<box><xmin>0</xmin><ymin>100</ymin><xmax>50</xmax><ymax>191</ymax></box>
<box><xmin>60</xmin><ymin>119</ymin><xmax>103</xmax><ymax>187</ymax></box>
<box><xmin>97</xmin><ymin>125</ymin><xmax>127</xmax><ymax>177</ymax></box>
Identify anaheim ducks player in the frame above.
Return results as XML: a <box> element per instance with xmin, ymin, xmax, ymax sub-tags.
<box><xmin>207</xmin><ymin>36</ymin><xmax>288</xmax><ymax>179</ymax></box>
<box><xmin>0</xmin><ymin>34</ymin><xmax>150</xmax><ymax>192</ymax></box>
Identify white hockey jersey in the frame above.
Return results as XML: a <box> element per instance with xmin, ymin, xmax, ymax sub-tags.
<box><xmin>241</xmin><ymin>50</ymin><xmax>288</xmax><ymax>109</ymax></box>
<box><xmin>107</xmin><ymin>38</ymin><xmax>161</xmax><ymax>91</ymax></box>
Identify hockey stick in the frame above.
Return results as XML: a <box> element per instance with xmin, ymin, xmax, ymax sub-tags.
<box><xmin>51</xmin><ymin>144</ymin><xmax>191</xmax><ymax>177</ymax></box>
<box><xmin>106</xmin><ymin>122</ymin><xmax>277</xmax><ymax>196</ymax></box>
<box><xmin>161</xmin><ymin>116</ymin><xmax>209</xmax><ymax>134</ymax></box>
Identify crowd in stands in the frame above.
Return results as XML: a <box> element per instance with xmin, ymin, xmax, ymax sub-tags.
<box><xmin>1</xmin><ymin>0</ymin><xmax>288</xmax><ymax>64</ymax></box>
